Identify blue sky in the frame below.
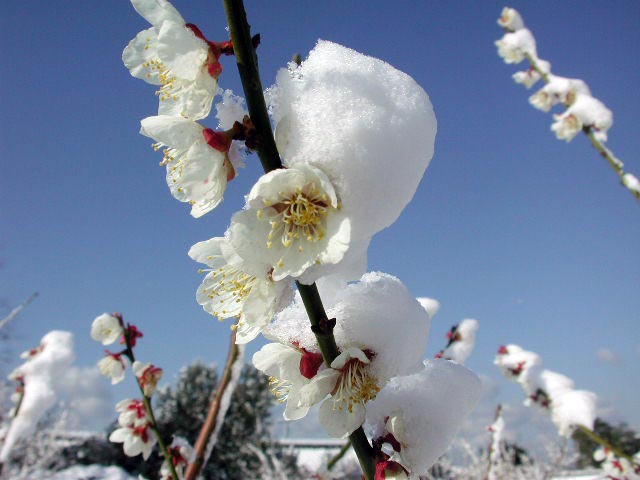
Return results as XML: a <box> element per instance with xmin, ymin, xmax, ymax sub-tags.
<box><xmin>1</xmin><ymin>0</ymin><xmax>638</xmax><ymax>444</ymax></box>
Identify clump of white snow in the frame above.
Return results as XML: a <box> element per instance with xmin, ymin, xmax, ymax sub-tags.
<box><xmin>271</xmin><ymin>40</ymin><xmax>437</xmax><ymax>245</ymax></box>
<box><xmin>495</xmin><ymin>344</ymin><xmax>597</xmax><ymax>437</ymax></box>
<box><xmin>1</xmin><ymin>331</ymin><xmax>75</xmax><ymax>462</ymax></box>
<box><xmin>268</xmin><ymin>272</ymin><xmax>431</xmax><ymax>380</ymax></box>
<box><xmin>442</xmin><ymin>318</ymin><xmax>479</xmax><ymax>365</ymax></box>
<box><xmin>365</xmin><ymin>359</ymin><xmax>482</xmax><ymax>476</ymax></box>
<box><xmin>417</xmin><ymin>297</ymin><xmax>441</xmax><ymax>319</ymax></box>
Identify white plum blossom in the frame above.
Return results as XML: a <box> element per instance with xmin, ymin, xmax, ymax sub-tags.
<box><xmin>109</xmin><ymin>424</ymin><xmax>156</xmax><ymax>460</ymax></box>
<box><xmin>110</xmin><ymin>398</ymin><xmax>156</xmax><ymax>460</ymax></box>
<box><xmin>528</xmin><ymin>75</ymin><xmax>591</xmax><ymax>112</ymax></box>
<box><xmin>252</xmin><ymin>342</ymin><xmax>323</xmax><ymax>421</ymax></box>
<box><xmin>98</xmin><ymin>352</ymin><xmax>128</xmax><ymax>385</ymax></box>
<box><xmin>300</xmin><ymin>347</ymin><xmax>379</xmax><ymax>438</ymax></box>
<box><xmin>270</xmin><ymin>40</ymin><xmax>436</xmax><ymax>248</ymax></box>
<box><xmin>140</xmin><ymin>115</ymin><xmax>235</xmax><ymax>217</ymax></box>
<box><xmin>229</xmin><ymin>164</ymin><xmax>350</xmax><ymax>282</ymax></box>
<box><xmin>188</xmin><ymin>236</ymin><xmax>293</xmax><ymax>343</ymax></box>
<box><xmin>495</xmin><ymin>29</ymin><xmax>537</xmax><ymax>64</ymax></box>
<box><xmin>115</xmin><ymin>398</ymin><xmax>148</xmax><ymax>428</ymax></box>
<box><xmin>257</xmin><ymin>272</ymin><xmax>431</xmax><ymax>438</ymax></box>
<box><xmin>133</xmin><ymin>361</ymin><xmax>163</xmax><ymax>397</ymax></box>
<box><xmin>122</xmin><ymin>0</ymin><xmax>221</xmax><ymax>119</ymax></box>
<box><xmin>551</xmin><ymin>94</ymin><xmax>613</xmax><ymax>142</ymax></box>
<box><xmin>91</xmin><ymin>313</ymin><xmax>124</xmax><ymax>345</ymax></box>
<box><xmin>365</xmin><ymin>359</ymin><xmax>482</xmax><ymax>477</ymax></box>
<box><xmin>512</xmin><ymin>59</ymin><xmax>551</xmax><ymax>89</ymax></box>
<box><xmin>497</xmin><ymin>7</ymin><xmax>524</xmax><ymax>32</ymax></box>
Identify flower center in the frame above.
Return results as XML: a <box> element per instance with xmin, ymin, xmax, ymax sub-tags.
<box><xmin>268</xmin><ymin>377</ymin><xmax>291</xmax><ymax>403</ymax></box>
<box><xmin>200</xmin><ymin>265</ymin><xmax>256</xmax><ymax>317</ymax></box>
<box><xmin>263</xmin><ymin>185</ymin><xmax>330</xmax><ymax>249</ymax></box>
<box><xmin>332</xmin><ymin>359</ymin><xmax>380</xmax><ymax>412</ymax></box>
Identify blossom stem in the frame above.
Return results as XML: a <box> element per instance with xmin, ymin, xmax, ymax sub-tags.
<box><xmin>222</xmin><ymin>0</ymin><xmax>281</xmax><ymax>173</ymax></box>
<box><xmin>576</xmin><ymin>425</ymin><xmax>638</xmax><ymax>466</ymax></box>
<box><xmin>118</xmin><ymin>318</ymin><xmax>179</xmax><ymax>480</ymax></box>
<box><xmin>185</xmin><ymin>331</ymin><xmax>243</xmax><ymax>480</ymax></box>
<box><xmin>222</xmin><ymin>2</ymin><xmax>377</xmax><ymax>478</ymax></box>
<box><xmin>524</xmin><ymin>52</ymin><xmax>639</xmax><ymax>202</ymax></box>
<box><xmin>296</xmin><ymin>282</ymin><xmax>340</xmax><ymax>363</ymax></box>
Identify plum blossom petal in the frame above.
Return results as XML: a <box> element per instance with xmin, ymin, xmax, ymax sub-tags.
<box><xmin>319</xmin><ymin>398</ymin><xmax>366</xmax><ymax>439</ymax></box>
<box><xmin>91</xmin><ymin>313</ymin><xmax>123</xmax><ymax>346</ymax></box>
<box><xmin>130</xmin><ymin>0</ymin><xmax>184</xmax><ymax>26</ymax></box>
<box><xmin>140</xmin><ymin>115</ymin><xmax>232</xmax><ymax>217</ymax></box>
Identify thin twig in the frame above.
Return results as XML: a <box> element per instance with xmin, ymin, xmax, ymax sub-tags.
<box><xmin>185</xmin><ymin>331</ymin><xmax>243</xmax><ymax>480</ymax></box>
<box><xmin>327</xmin><ymin>441</ymin><xmax>351</xmax><ymax>471</ymax></box>
<box><xmin>222</xmin><ymin>1</ymin><xmax>377</xmax><ymax>478</ymax></box>
<box><xmin>0</xmin><ymin>293</ymin><xmax>39</xmax><ymax>332</ymax></box>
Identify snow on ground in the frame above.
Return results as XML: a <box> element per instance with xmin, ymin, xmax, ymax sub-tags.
<box><xmin>29</xmin><ymin>465</ymin><xmax>136</xmax><ymax>480</ymax></box>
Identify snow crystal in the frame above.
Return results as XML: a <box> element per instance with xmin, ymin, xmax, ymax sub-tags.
<box><xmin>365</xmin><ymin>359</ymin><xmax>482</xmax><ymax>476</ymax></box>
<box><xmin>215</xmin><ymin>89</ymin><xmax>247</xmax><ymax>130</ymax></box>
<box><xmin>271</xmin><ymin>40</ymin><xmax>437</xmax><ymax>244</ymax></box>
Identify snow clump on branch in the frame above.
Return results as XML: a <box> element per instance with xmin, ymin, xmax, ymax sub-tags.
<box><xmin>265</xmin><ymin>40</ymin><xmax>436</xmax><ymax>283</ymax></box>
<box><xmin>255</xmin><ymin>272</ymin><xmax>432</xmax><ymax>438</ymax></box>
<box><xmin>0</xmin><ymin>331</ymin><xmax>75</xmax><ymax>462</ymax></box>
<box><xmin>365</xmin><ymin>359</ymin><xmax>482</xmax><ymax>477</ymax></box>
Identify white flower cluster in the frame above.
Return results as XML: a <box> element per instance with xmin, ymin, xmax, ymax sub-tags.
<box><xmin>120</xmin><ymin>0</ymin><xmax>482</xmax><ymax>477</ymax></box>
<box><xmin>496</xmin><ymin>7</ymin><xmax>614</xmax><ymax>144</ymax></box>
<box><xmin>91</xmin><ymin>313</ymin><xmax>166</xmax><ymax>463</ymax></box>
<box><xmin>494</xmin><ymin>344</ymin><xmax>597</xmax><ymax>437</ymax></box>
<box><xmin>593</xmin><ymin>447</ymin><xmax>640</xmax><ymax>480</ymax></box>
<box><xmin>124</xmin><ymin>0</ymin><xmax>246</xmax><ymax>218</ymax></box>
